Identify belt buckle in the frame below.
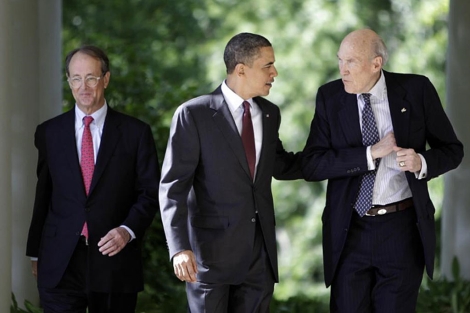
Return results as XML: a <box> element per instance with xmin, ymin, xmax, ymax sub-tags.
<box><xmin>377</xmin><ymin>208</ymin><xmax>387</xmax><ymax>215</ymax></box>
<box><xmin>365</xmin><ymin>207</ymin><xmax>387</xmax><ymax>216</ymax></box>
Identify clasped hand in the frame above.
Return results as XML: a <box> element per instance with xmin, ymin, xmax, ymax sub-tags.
<box><xmin>371</xmin><ymin>132</ymin><xmax>422</xmax><ymax>172</ymax></box>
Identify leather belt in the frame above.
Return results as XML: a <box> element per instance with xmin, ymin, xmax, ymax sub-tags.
<box><xmin>365</xmin><ymin>198</ymin><xmax>414</xmax><ymax>216</ymax></box>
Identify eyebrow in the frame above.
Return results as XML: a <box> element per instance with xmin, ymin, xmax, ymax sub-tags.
<box><xmin>262</xmin><ymin>61</ymin><xmax>274</xmax><ymax>67</ymax></box>
<box><xmin>71</xmin><ymin>73</ymin><xmax>98</xmax><ymax>78</ymax></box>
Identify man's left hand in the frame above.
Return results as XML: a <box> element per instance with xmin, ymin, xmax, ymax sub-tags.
<box><xmin>394</xmin><ymin>147</ymin><xmax>422</xmax><ymax>173</ymax></box>
<box><xmin>98</xmin><ymin>227</ymin><xmax>130</xmax><ymax>256</ymax></box>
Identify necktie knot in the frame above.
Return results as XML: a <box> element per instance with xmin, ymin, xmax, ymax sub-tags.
<box><xmin>362</xmin><ymin>93</ymin><xmax>371</xmax><ymax>104</ymax></box>
<box><xmin>243</xmin><ymin>101</ymin><xmax>251</xmax><ymax>113</ymax></box>
<box><xmin>83</xmin><ymin>116</ymin><xmax>94</xmax><ymax>127</ymax></box>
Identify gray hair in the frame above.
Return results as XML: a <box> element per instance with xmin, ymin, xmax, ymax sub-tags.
<box><xmin>372</xmin><ymin>37</ymin><xmax>388</xmax><ymax>66</ymax></box>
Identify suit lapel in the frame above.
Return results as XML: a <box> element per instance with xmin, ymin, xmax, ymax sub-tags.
<box><xmin>210</xmin><ymin>87</ymin><xmax>253</xmax><ymax>180</ymax></box>
<box><xmin>59</xmin><ymin>109</ymin><xmax>86</xmax><ymax>194</ymax></box>
<box><xmin>384</xmin><ymin>72</ymin><xmax>410</xmax><ymax>147</ymax></box>
<box><xmin>339</xmin><ymin>93</ymin><xmax>363</xmax><ymax>146</ymax></box>
<box><xmin>89</xmin><ymin>108</ymin><xmax>121</xmax><ymax>195</ymax></box>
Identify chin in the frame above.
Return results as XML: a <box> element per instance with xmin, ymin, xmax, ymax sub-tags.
<box><xmin>344</xmin><ymin>87</ymin><xmax>357</xmax><ymax>94</ymax></box>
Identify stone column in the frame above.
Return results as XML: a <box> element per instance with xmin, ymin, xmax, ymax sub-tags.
<box><xmin>10</xmin><ymin>0</ymin><xmax>62</xmax><ymax>308</ymax></box>
<box><xmin>441</xmin><ymin>0</ymin><xmax>470</xmax><ymax>280</ymax></box>
<box><xmin>0</xmin><ymin>1</ymin><xmax>13</xmax><ymax>311</ymax></box>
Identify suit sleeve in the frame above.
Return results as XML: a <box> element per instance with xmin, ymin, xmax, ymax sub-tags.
<box><xmin>417</xmin><ymin>77</ymin><xmax>463</xmax><ymax>180</ymax></box>
<box><xmin>121</xmin><ymin>123</ymin><xmax>161</xmax><ymax>239</ymax></box>
<box><xmin>159</xmin><ymin>105</ymin><xmax>200</xmax><ymax>259</ymax></box>
<box><xmin>301</xmin><ymin>88</ymin><xmax>368</xmax><ymax>182</ymax></box>
<box><xmin>26</xmin><ymin>124</ymin><xmax>52</xmax><ymax>258</ymax></box>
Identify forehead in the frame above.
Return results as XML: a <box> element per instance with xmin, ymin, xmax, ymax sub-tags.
<box><xmin>69</xmin><ymin>52</ymin><xmax>102</xmax><ymax>74</ymax></box>
<box><xmin>338</xmin><ymin>38</ymin><xmax>370</xmax><ymax>60</ymax></box>
<box><xmin>252</xmin><ymin>46</ymin><xmax>275</xmax><ymax>64</ymax></box>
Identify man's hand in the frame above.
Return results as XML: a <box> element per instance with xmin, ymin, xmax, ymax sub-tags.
<box><xmin>31</xmin><ymin>261</ymin><xmax>38</xmax><ymax>279</ymax></box>
<box><xmin>394</xmin><ymin>147</ymin><xmax>422</xmax><ymax>173</ymax></box>
<box><xmin>371</xmin><ymin>132</ymin><xmax>396</xmax><ymax>160</ymax></box>
<box><xmin>98</xmin><ymin>227</ymin><xmax>131</xmax><ymax>256</ymax></box>
<box><xmin>173</xmin><ymin>250</ymin><xmax>198</xmax><ymax>283</ymax></box>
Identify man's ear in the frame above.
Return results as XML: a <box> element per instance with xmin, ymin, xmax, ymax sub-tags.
<box><xmin>234</xmin><ymin>63</ymin><xmax>245</xmax><ymax>77</ymax></box>
<box><xmin>103</xmin><ymin>71</ymin><xmax>111</xmax><ymax>88</ymax></box>
<box><xmin>372</xmin><ymin>56</ymin><xmax>383</xmax><ymax>72</ymax></box>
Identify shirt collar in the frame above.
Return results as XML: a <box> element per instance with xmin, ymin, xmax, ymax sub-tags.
<box><xmin>75</xmin><ymin>101</ymin><xmax>108</xmax><ymax>128</ymax></box>
<box><xmin>221</xmin><ymin>80</ymin><xmax>254</xmax><ymax>114</ymax></box>
<box><xmin>357</xmin><ymin>70</ymin><xmax>387</xmax><ymax>101</ymax></box>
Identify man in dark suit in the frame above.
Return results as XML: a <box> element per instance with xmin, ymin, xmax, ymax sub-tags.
<box><xmin>26</xmin><ymin>45</ymin><xmax>160</xmax><ymax>313</ymax></box>
<box><xmin>302</xmin><ymin>29</ymin><xmax>463</xmax><ymax>312</ymax></box>
<box><xmin>159</xmin><ymin>33</ymin><xmax>302</xmax><ymax>313</ymax></box>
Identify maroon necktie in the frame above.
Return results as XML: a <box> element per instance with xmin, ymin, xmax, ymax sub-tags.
<box><xmin>241</xmin><ymin>101</ymin><xmax>256</xmax><ymax>179</ymax></box>
<box><xmin>80</xmin><ymin>116</ymin><xmax>94</xmax><ymax>240</ymax></box>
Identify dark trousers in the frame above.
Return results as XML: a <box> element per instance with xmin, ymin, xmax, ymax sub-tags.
<box><xmin>38</xmin><ymin>238</ymin><xmax>137</xmax><ymax>313</ymax></box>
<box><xmin>186</xmin><ymin>221</ymin><xmax>275</xmax><ymax>313</ymax></box>
<box><xmin>330</xmin><ymin>207</ymin><xmax>425</xmax><ymax>313</ymax></box>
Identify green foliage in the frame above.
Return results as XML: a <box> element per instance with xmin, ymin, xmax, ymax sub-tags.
<box><xmin>417</xmin><ymin>257</ymin><xmax>470</xmax><ymax>313</ymax></box>
<box><xmin>62</xmin><ymin>0</ymin><xmax>214</xmax><ymax>158</ymax></box>
<box><xmin>270</xmin><ymin>295</ymin><xmax>329</xmax><ymax>313</ymax></box>
<box><xmin>11</xmin><ymin>293</ymin><xmax>43</xmax><ymax>313</ymax></box>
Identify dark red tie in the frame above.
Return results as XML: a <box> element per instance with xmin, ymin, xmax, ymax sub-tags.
<box><xmin>80</xmin><ymin>116</ymin><xmax>94</xmax><ymax>240</ymax></box>
<box><xmin>241</xmin><ymin>101</ymin><xmax>256</xmax><ymax>179</ymax></box>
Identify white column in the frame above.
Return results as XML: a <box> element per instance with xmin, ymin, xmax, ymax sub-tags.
<box><xmin>10</xmin><ymin>0</ymin><xmax>62</xmax><ymax>308</ymax></box>
<box><xmin>0</xmin><ymin>1</ymin><xmax>13</xmax><ymax>311</ymax></box>
<box><xmin>442</xmin><ymin>0</ymin><xmax>470</xmax><ymax>279</ymax></box>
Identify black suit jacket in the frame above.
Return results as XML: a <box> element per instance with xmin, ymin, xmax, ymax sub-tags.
<box><xmin>159</xmin><ymin>86</ymin><xmax>302</xmax><ymax>284</ymax></box>
<box><xmin>26</xmin><ymin>106</ymin><xmax>160</xmax><ymax>293</ymax></box>
<box><xmin>302</xmin><ymin>71</ymin><xmax>463</xmax><ymax>287</ymax></box>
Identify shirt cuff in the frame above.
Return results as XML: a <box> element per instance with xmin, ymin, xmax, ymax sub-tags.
<box><xmin>30</xmin><ymin>257</ymin><xmax>38</xmax><ymax>261</ymax></box>
<box><xmin>415</xmin><ymin>153</ymin><xmax>428</xmax><ymax>180</ymax></box>
<box><xmin>120</xmin><ymin>225</ymin><xmax>136</xmax><ymax>242</ymax></box>
<box><xmin>366</xmin><ymin>146</ymin><xmax>376</xmax><ymax>170</ymax></box>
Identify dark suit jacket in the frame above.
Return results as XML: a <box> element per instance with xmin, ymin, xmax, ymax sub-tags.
<box><xmin>159</xmin><ymin>86</ymin><xmax>302</xmax><ymax>284</ymax></box>
<box><xmin>26</xmin><ymin>106</ymin><xmax>160</xmax><ymax>293</ymax></box>
<box><xmin>301</xmin><ymin>71</ymin><xmax>463</xmax><ymax>287</ymax></box>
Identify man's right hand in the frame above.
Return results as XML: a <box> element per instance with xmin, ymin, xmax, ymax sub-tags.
<box><xmin>31</xmin><ymin>260</ymin><xmax>38</xmax><ymax>280</ymax></box>
<box><xmin>371</xmin><ymin>132</ymin><xmax>396</xmax><ymax>160</ymax></box>
<box><xmin>173</xmin><ymin>250</ymin><xmax>198</xmax><ymax>283</ymax></box>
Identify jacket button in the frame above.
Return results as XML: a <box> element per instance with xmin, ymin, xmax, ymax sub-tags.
<box><xmin>251</xmin><ymin>218</ymin><xmax>256</xmax><ymax>223</ymax></box>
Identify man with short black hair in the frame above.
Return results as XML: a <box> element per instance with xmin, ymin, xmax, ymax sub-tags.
<box><xmin>160</xmin><ymin>32</ymin><xmax>302</xmax><ymax>313</ymax></box>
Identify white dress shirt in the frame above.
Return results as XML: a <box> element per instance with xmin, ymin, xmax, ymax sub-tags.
<box><xmin>221</xmin><ymin>81</ymin><xmax>263</xmax><ymax>178</ymax></box>
<box><xmin>359</xmin><ymin>71</ymin><xmax>427</xmax><ymax>205</ymax></box>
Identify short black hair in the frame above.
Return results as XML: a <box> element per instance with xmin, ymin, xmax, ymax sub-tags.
<box><xmin>65</xmin><ymin>45</ymin><xmax>110</xmax><ymax>76</ymax></box>
<box><xmin>223</xmin><ymin>33</ymin><xmax>272</xmax><ymax>74</ymax></box>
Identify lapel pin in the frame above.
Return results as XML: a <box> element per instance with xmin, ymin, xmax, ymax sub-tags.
<box><xmin>401</xmin><ymin>108</ymin><xmax>407</xmax><ymax>113</ymax></box>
